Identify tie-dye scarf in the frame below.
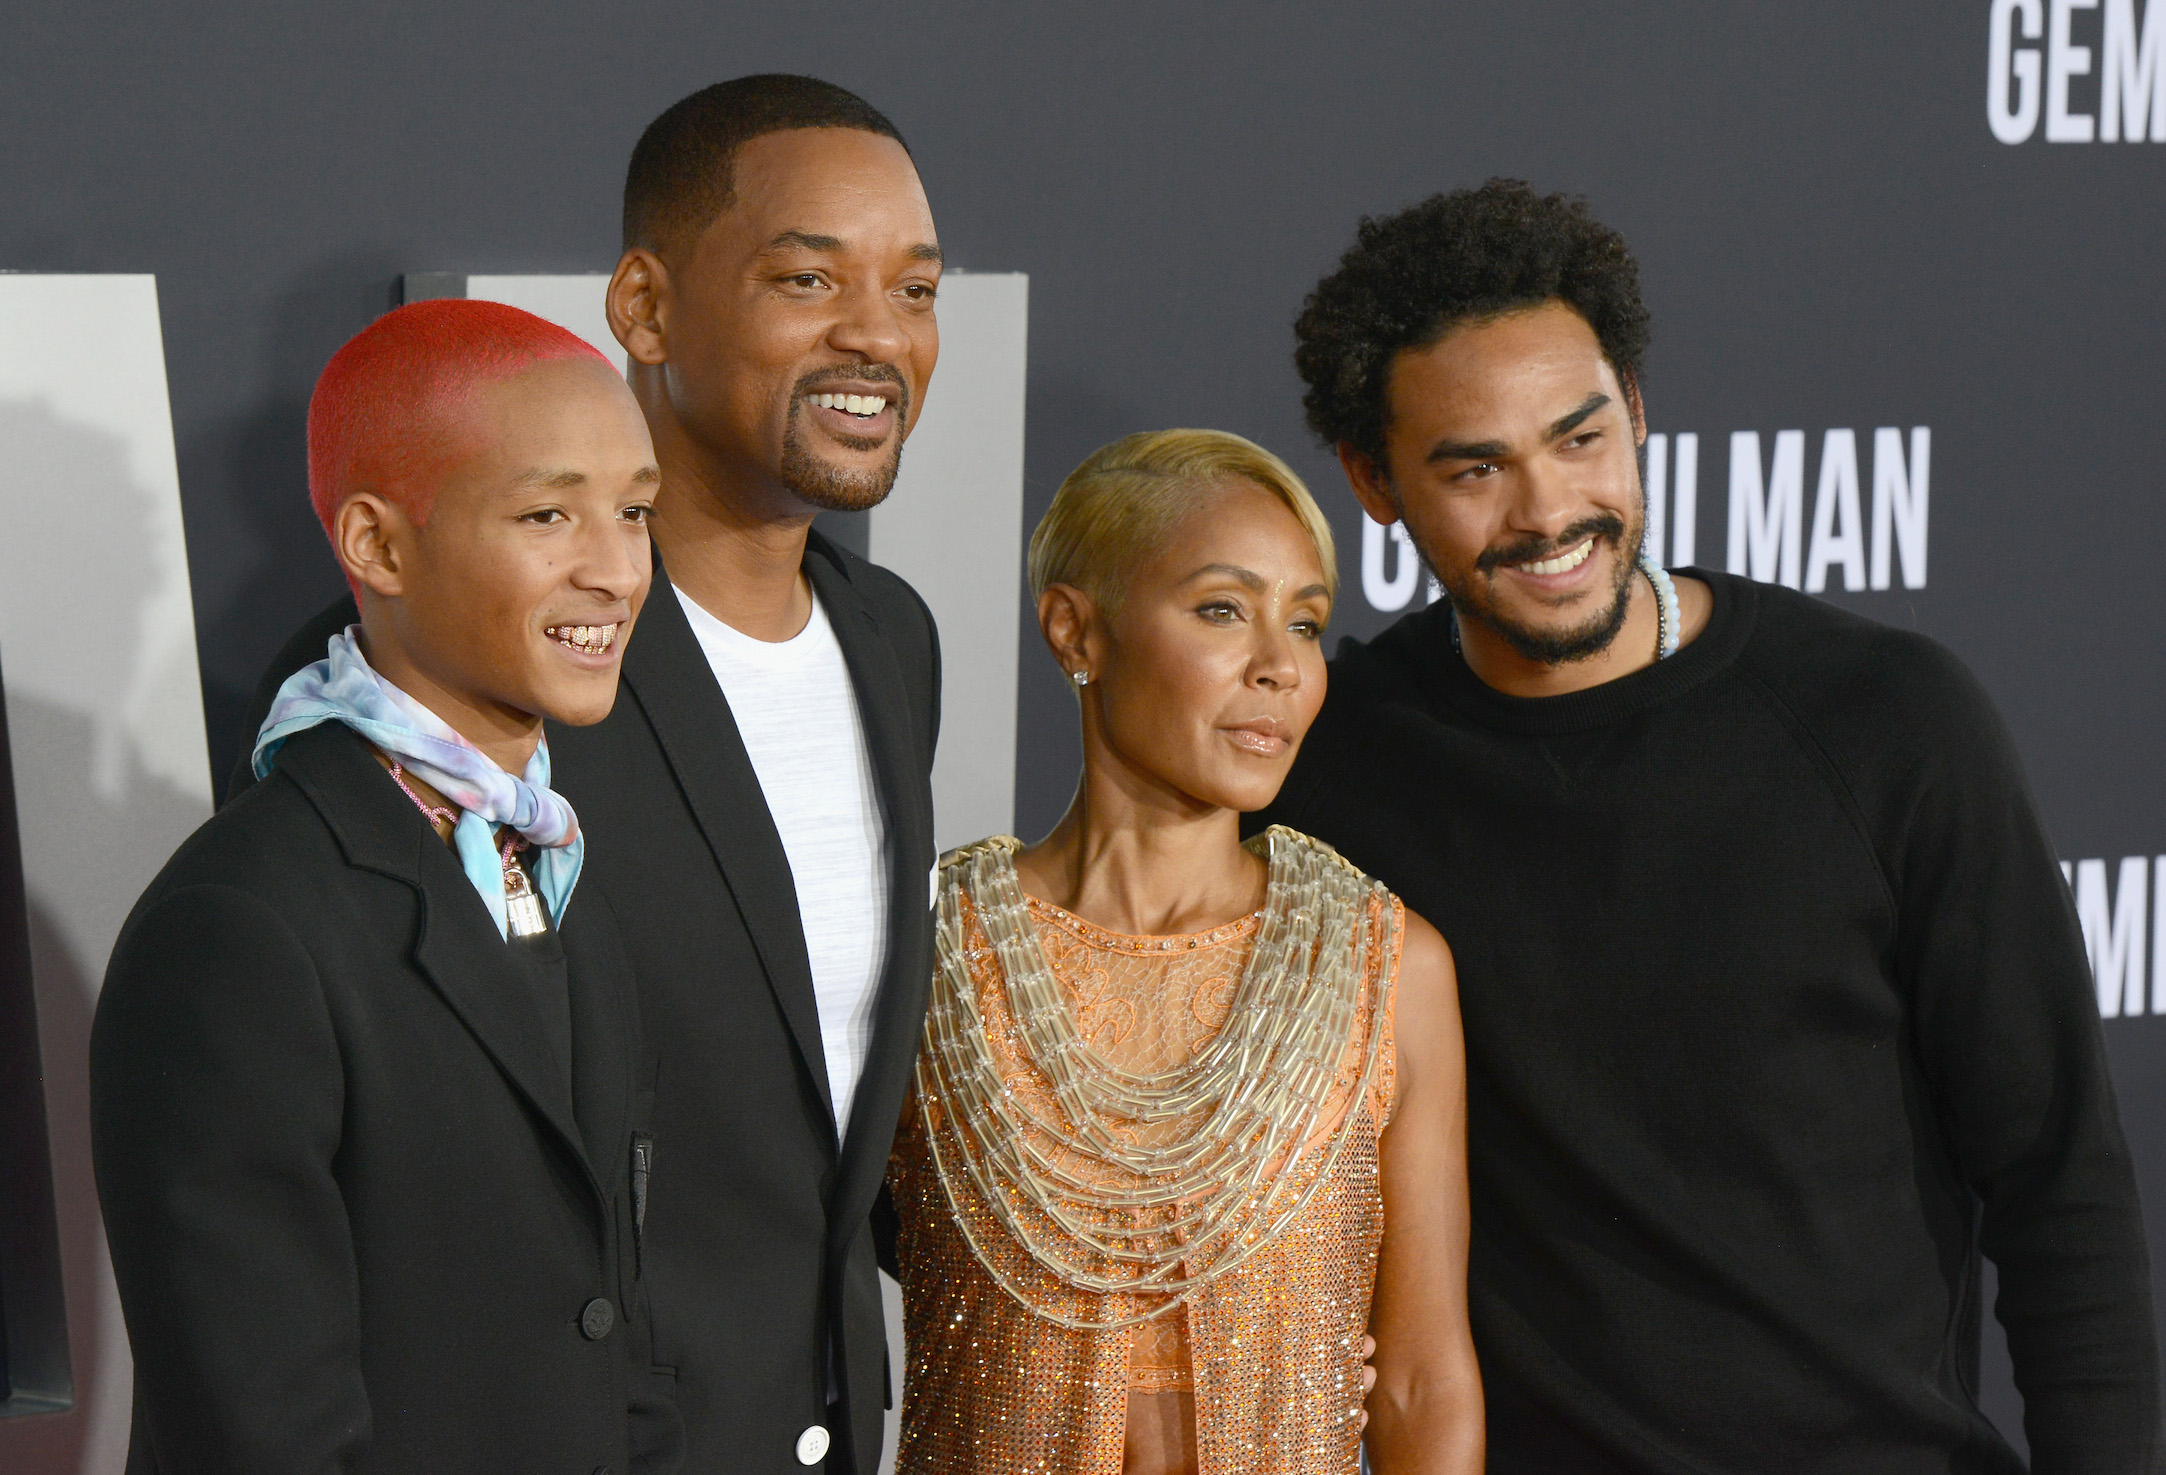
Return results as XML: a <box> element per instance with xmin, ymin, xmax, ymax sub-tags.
<box><xmin>252</xmin><ymin>627</ymin><xmax>582</xmax><ymax>938</ymax></box>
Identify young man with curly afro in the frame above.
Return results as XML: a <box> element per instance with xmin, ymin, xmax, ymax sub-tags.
<box><xmin>1256</xmin><ymin>179</ymin><xmax>2159</xmax><ymax>1473</ymax></box>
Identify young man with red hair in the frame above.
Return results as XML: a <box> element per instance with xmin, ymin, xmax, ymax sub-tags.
<box><xmin>92</xmin><ymin>299</ymin><xmax>667</xmax><ymax>1474</ymax></box>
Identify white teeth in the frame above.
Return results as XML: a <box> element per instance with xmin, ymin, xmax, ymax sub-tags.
<box><xmin>1515</xmin><ymin>540</ymin><xmax>1595</xmax><ymax>577</ymax></box>
<box><xmin>811</xmin><ymin>392</ymin><xmax>886</xmax><ymax>417</ymax></box>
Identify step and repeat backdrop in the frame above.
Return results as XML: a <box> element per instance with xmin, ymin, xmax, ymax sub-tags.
<box><xmin>2</xmin><ymin>2</ymin><xmax>2160</xmax><ymax>1468</ymax></box>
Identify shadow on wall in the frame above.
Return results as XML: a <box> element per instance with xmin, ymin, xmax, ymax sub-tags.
<box><xmin>179</xmin><ymin>256</ymin><xmax>407</xmax><ymax>786</ymax></box>
<box><xmin>0</xmin><ymin>650</ymin><xmax>70</xmax><ymax>1425</ymax></box>
<box><xmin>0</xmin><ymin>402</ymin><xmax>215</xmax><ymax>1475</ymax></box>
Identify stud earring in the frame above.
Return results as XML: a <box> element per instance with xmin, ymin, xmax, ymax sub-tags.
<box><xmin>1071</xmin><ymin>669</ymin><xmax>1090</xmax><ymax>687</ymax></box>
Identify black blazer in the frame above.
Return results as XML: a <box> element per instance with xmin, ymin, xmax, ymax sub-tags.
<box><xmin>93</xmin><ymin>721</ymin><xmax>651</xmax><ymax>1475</ymax></box>
<box><xmin>228</xmin><ymin>532</ymin><xmax>941</xmax><ymax>1475</ymax></box>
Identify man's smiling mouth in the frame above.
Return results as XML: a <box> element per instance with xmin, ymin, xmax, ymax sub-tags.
<box><xmin>1510</xmin><ymin>539</ymin><xmax>1594</xmax><ymax>577</ymax></box>
<box><xmin>544</xmin><ymin>623</ymin><xmax>619</xmax><ymax>655</ymax></box>
<box><xmin>806</xmin><ymin>391</ymin><xmax>887</xmax><ymax>419</ymax></box>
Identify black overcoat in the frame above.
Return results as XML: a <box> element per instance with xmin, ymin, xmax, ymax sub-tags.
<box><xmin>227</xmin><ymin>532</ymin><xmax>942</xmax><ymax>1474</ymax></box>
<box><xmin>92</xmin><ymin>720</ymin><xmax>652</xmax><ymax>1475</ymax></box>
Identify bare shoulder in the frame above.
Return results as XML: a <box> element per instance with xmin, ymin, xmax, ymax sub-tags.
<box><xmin>1386</xmin><ymin>901</ymin><xmax>1463</xmax><ymax>1087</ymax></box>
<box><xmin>1392</xmin><ymin>903</ymin><xmax>1458</xmax><ymax>1015</ymax></box>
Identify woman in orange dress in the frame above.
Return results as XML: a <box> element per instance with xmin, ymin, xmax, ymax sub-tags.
<box><xmin>889</xmin><ymin>430</ymin><xmax>1484</xmax><ymax>1474</ymax></box>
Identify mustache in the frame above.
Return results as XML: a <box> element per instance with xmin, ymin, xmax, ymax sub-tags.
<box><xmin>1474</xmin><ymin>513</ymin><xmax>1629</xmax><ymax>575</ymax></box>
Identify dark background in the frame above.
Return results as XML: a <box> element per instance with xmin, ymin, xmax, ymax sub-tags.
<box><xmin>5</xmin><ymin>0</ymin><xmax>2161</xmax><ymax>1462</ymax></box>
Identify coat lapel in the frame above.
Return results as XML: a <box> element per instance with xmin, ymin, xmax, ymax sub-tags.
<box><xmin>277</xmin><ymin>724</ymin><xmax>601</xmax><ymax>1199</ymax></box>
<box><xmin>618</xmin><ymin>564</ymin><xmax>836</xmax><ymax>1129</ymax></box>
<box><xmin>564</xmin><ymin>890</ymin><xmax>635</xmax><ymax>1193</ymax></box>
<box><xmin>407</xmin><ymin>872</ymin><xmax>598</xmax><ymax>1199</ymax></box>
<box><xmin>804</xmin><ymin>541</ymin><xmax>937</xmax><ymax>1222</ymax></box>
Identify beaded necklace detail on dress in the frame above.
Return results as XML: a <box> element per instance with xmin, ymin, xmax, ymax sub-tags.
<box><xmin>916</xmin><ymin>825</ymin><xmax>1395</xmax><ymax>1331</ymax></box>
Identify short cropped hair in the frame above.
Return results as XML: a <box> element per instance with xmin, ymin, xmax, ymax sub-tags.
<box><xmin>623</xmin><ymin>75</ymin><xmax>909</xmax><ymax>257</ymax></box>
<box><xmin>307</xmin><ymin>299</ymin><xmax>610</xmax><ymax>575</ymax></box>
<box><xmin>1028</xmin><ymin>429</ymin><xmax>1339</xmax><ymax>614</ymax></box>
<box><xmin>1294</xmin><ymin>178</ymin><xmax>1651</xmax><ymax>467</ymax></box>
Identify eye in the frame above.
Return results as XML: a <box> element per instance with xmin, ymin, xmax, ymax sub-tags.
<box><xmin>1289</xmin><ymin>617</ymin><xmax>1324</xmax><ymax>640</ymax></box>
<box><xmin>621</xmin><ymin>504</ymin><xmax>654</xmax><ymax>525</ymax></box>
<box><xmin>1563</xmin><ymin>429</ymin><xmax>1602</xmax><ymax>450</ymax></box>
<box><xmin>785</xmin><ymin>272</ymin><xmax>826</xmax><ymax>290</ymax></box>
<box><xmin>1453</xmin><ymin>462</ymin><xmax>1501</xmax><ymax>484</ymax></box>
<box><xmin>1196</xmin><ymin>599</ymin><xmax>1242</xmax><ymax>624</ymax></box>
<box><xmin>520</xmin><ymin>507</ymin><xmax>567</xmax><ymax>525</ymax></box>
<box><xmin>899</xmin><ymin>282</ymin><xmax>937</xmax><ymax>302</ymax></box>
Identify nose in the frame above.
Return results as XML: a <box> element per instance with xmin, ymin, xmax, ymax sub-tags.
<box><xmin>826</xmin><ymin>278</ymin><xmax>911</xmax><ymax>371</ymax></box>
<box><xmin>1504</xmin><ymin>454</ymin><xmax>1585</xmax><ymax>543</ymax></box>
<box><xmin>569</xmin><ymin>509</ymin><xmax>650</xmax><ymax>605</ymax></box>
<box><xmin>1247</xmin><ymin>615</ymin><xmax>1302</xmax><ymax>693</ymax></box>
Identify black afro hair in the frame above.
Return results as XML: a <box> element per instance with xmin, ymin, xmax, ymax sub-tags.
<box><xmin>1293</xmin><ymin>179</ymin><xmax>1651</xmax><ymax>467</ymax></box>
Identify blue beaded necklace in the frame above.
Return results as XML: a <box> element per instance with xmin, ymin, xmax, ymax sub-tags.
<box><xmin>1645</xmin><ymin>554</ymin><xmax>1680</xmax><ymax>660</ymax></box>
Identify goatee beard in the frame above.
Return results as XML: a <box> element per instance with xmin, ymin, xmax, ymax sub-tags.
<box><xmin>778</xmin><ymin>370</ymin><xmax>908</xmax><ymax>513</ymax></box>
<box><xmin>1442</xmin><ymin>508</ymin><xmax>1642</xmax><ymax>666</ymax></box>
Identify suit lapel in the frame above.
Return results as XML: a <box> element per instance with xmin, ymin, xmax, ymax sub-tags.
<box><xmin>619</xmin><ymin>566</ymin><xmax>836</xmax><ymax>1129</ymax></box>
<box><xmin>278</xmin><ymin>725</ymin><xmax>601</xmax><ymax>1198</ymax></box>
<box><xmin>805</xmin><ymin>542</ymin><xmax>936</xmax><ymax>1216</ymax></box>
<box><xmin>564</xmin><ymin>891</ymin><xmax>635</xmax><ymax>1192</ymax></box>
<box><xmin>408</xmin><ymin>873</ymin><xmax>597</xmax><ymax>1197</ymax></box>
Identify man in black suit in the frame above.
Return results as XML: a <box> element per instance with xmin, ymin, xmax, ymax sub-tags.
<box><xmin>233</xmin><ymin>76</ymin><xmax>944</xmax><ymax>1473</ymax></box>
<box><xmin>95</xmin><ymin>301</ymin><xmax>663</xmax><ymax>1472</ymax></box>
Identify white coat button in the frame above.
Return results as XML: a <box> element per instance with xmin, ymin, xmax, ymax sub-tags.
<box><xmin>795</xmin><ymin>1424</ymin><xmax>830</xmax><ymax>1466</ymax></box>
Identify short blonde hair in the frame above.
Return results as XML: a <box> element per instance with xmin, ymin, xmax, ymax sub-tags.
<box><xmin>1027</xmin><ymin>429</ymin><xmax>1338</xmax><ymax>612</ymax></box>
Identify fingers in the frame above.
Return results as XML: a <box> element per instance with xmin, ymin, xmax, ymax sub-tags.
<box><xmin>1358</xmin><ymin>1333</ymin><xmax>1377</xmax><ymax>1431</ymax></box>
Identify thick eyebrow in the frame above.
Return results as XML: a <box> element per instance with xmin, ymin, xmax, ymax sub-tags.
<box><xmin>1292</xmin><ymin>583</ymin><xmax>1332</xmax><ymax>603</ymax></box>
<box><xmin>631</xmin><ymin>465</ymin><xmax>661</xmax><ymax>485</ymax></box>
<box><xmin>760</xmin><ymin>230</ymin><xmax>943</xmax><ymax>266</ymax></box>
<box><xmin>759</xmin><ymin>229</ymin><xmax>845</xmax><ymax>255</ymax></box>
<box><xmin>1546</xmin><ymin>392</ymin><xmax>1611</xmax><ymax>442</ymax></box>
<box><xmin>1426</xmin><ymin>435</ymin><xmax>1510</xmax><ymax>465</ymax></box>
<box><xmin>1423</xmin><ymin>391</ymin><xmax>1614</xmax><ymax>465</ymax></box>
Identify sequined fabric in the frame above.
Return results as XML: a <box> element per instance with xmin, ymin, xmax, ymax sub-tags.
<box><xmin>889</xmin><ymin>837</ymin><xmax>1401</xmax><ymax>1475</ymax></box>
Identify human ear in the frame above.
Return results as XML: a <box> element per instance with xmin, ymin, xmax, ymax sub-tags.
<box><xmin>334</xmin><ymin>493</ymin><xmax>411</xmax><ymax>600</ymax></box>
<box><xmin>1037</xmin><ymin>584</ymin><xmax>1099</xmax><ymax>688</ymax></box>
<box><xmin>1337</xmin><ymin>443</ymin><xmax>1402</xmax><ymax>528</ymax></box>
<box><xmin>607</xmin><ymin>249</ymin><xmax>670</xmax><ymax>368</ymax></box>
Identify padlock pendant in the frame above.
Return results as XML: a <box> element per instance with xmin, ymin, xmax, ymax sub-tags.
<box><xmin>503</xmin><ymin>860</ymin><xmax>549</xmax><ymax>938</ymax></box>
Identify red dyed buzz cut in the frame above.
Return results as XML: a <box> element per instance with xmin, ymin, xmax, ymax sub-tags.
<box><xmin>307</xmin><ymin>298</ymin><xmax>614</xmax><ymax>578</ymax></box>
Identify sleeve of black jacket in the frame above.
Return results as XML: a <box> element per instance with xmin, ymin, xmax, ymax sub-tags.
<box><xmin>1787</xmin><ymin>631</ymin><xmax>2161</xmax><ymax>1473</ymax></box>
<box><xmin>91</xmin><ymin>883</ymin><xmax>367</xmax><ymax>1474</ymax></box>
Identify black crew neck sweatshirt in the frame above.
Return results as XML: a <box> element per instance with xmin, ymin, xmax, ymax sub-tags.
<box><xmin>1259</xmin><ymin>570</ymin><xmax>2159</xmax><ymax>1474</ymax></box>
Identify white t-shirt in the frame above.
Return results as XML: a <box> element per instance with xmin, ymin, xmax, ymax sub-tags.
<box><xmin>677</xmin><ymin>583</ymin><xmax>890</xmax><ymax>1140</ymax></box>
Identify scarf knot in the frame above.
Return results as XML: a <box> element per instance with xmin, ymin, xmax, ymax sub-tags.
<box><xmin>252</xmin><ymin>628</ymin><xmax>582</xmax><ymax>937</ymax></box>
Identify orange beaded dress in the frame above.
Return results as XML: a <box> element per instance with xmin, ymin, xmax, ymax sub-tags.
<box><xmin>888</xmin><ymin>828</ymin><xmax>1402</xmax><ymax>1475</ymax></box>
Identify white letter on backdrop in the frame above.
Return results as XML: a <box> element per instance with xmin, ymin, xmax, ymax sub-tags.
<box><xmin>1991</xmin><ymin>0</ymin><xmax>2047</xmax><ymax>141</ymax></box>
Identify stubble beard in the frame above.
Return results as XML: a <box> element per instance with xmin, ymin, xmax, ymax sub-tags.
<box><xmin>1424</xmin><ymin>477</ymin><xmax>1648</xmax><ymax>667</ymax></box>
<box><xmin>776</xmin><ymin>380</ymin><xmax>909</xmax><ymax>514</ymax></box>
